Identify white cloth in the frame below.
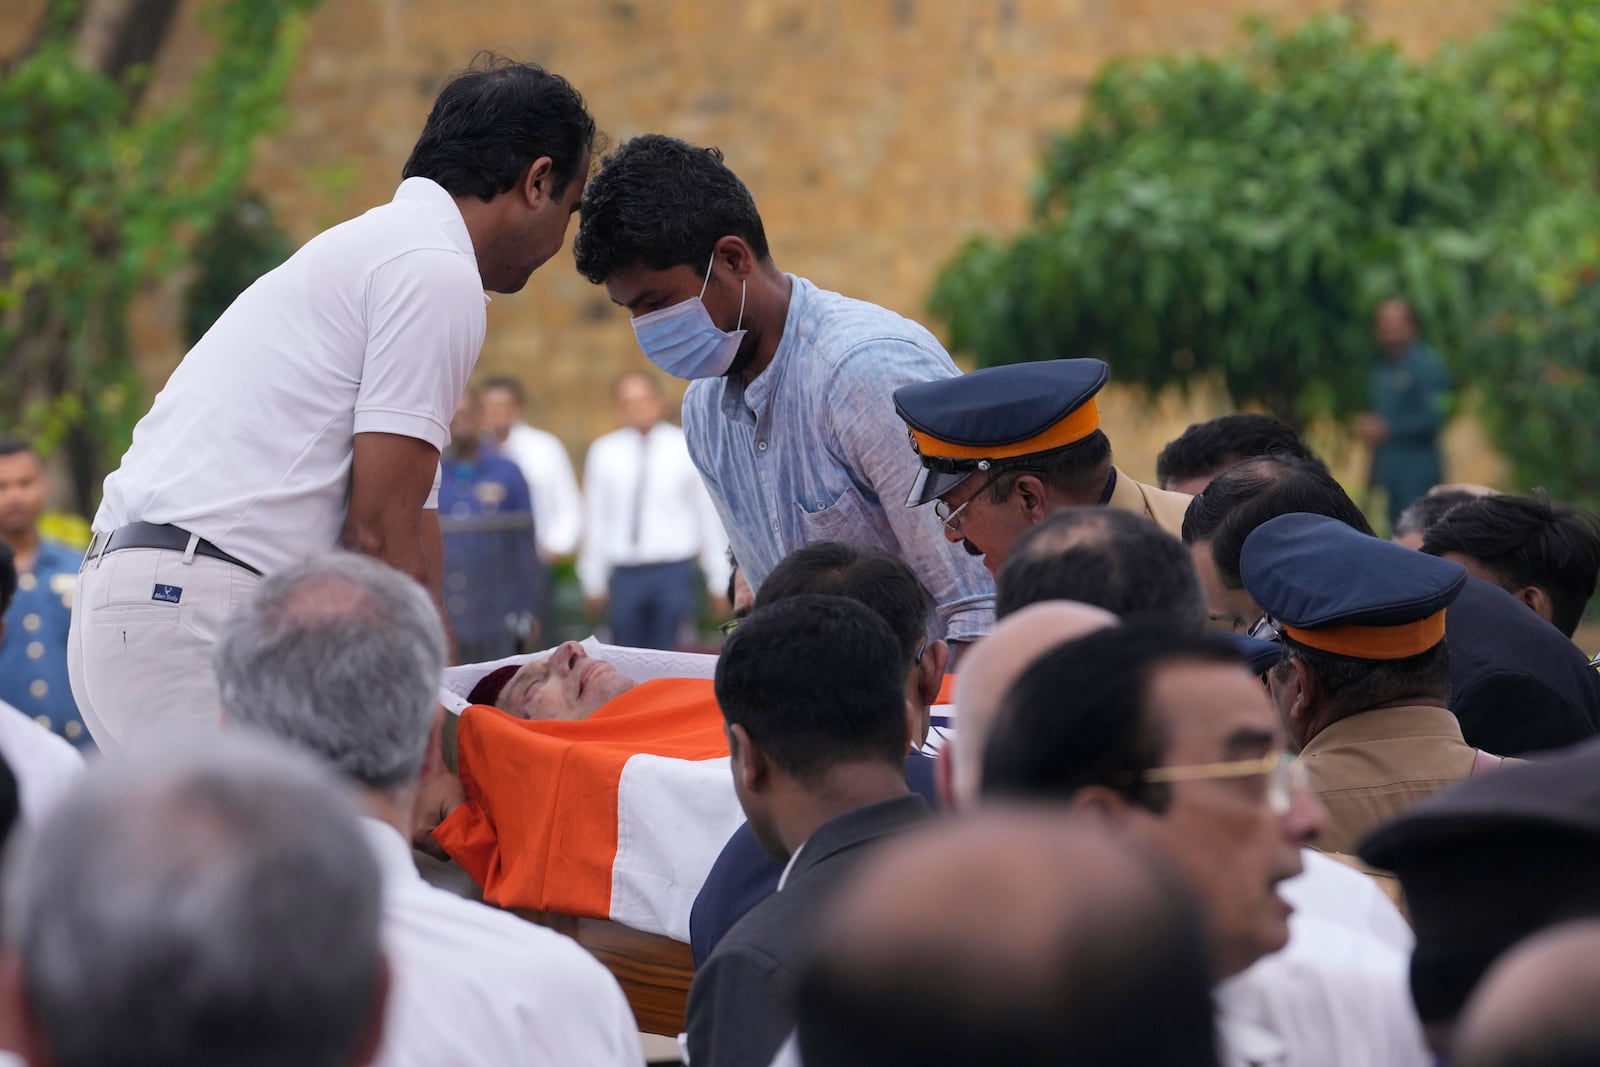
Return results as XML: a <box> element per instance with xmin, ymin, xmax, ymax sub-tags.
<box><xmin>1281</xmin><ymin>848</ymin><xmax>1413</xmax><ymax>953</ymax></box>
<box><xmin>577</xmin><ymin>422</ymin><xmax>730</xmax><ymax>600</ymax></box>
<box><xmin>1216</xmin><ymin>910</ymin><xmax>1429</xmax><ymax>1067</ymax></box>
<box><xmin>94</xmin><ymin>177</ymin><xmax>485</xmax><ymax>574</ymax></box>
<box><xmin>499</xmin><ymin>422</ymin><xmax>582</xmax><ymax>557</ymax></box>
<box><xmin>69</xmin><ymin>549</ymin><xmax>260</xmax><ymax>752</ymax></box>
<box><xmin>361</xmin><ymin>818</ymin><xmax>643</xmax><ymax>1067</ymax></box>
<box><xmin>0</xmin><ymin>697</ymin><xmax>84</xmax><ymax>823</ymax></box>
<box><xmin>437</xmin><ymin>637</ymin><xmax>719</xmax><ymax>713</ymax></box>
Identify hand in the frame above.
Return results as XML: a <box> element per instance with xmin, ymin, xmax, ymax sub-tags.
<box><xmin>707</xmin><ymin>594</ymin><xmax>731</xmax><ymax>620</ymax></box>
<box><xmin>1356</xmin><ymin>414</ymin><xmax>1389</xmax><ymax>448</ymax></box>
<box><xmin>411</xmin><ymin>767</ymin><xmax>467</xmax><ymax>861</ymax></box>
<box><xmin>585</xmin><ymin>596</ymin><xmax>606</xmax><ymax>621</ymax></box>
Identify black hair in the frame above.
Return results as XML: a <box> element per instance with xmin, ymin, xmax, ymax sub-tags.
<box><xmin>715</xmin><ymin>595</ymin><xmax>908</xmax><ymax>782</ymax></box>
<box><xmin>1393</xmin><ymin>489</ymin><xmax>1481</xmax><ymax>541</ymax></box>
<box><xmin>756</xmin><ymin>542</ymin><xmax>932</xmax><ymax>666</ymax></box>
<box><xmin>1184</xmin><ymin>455</ymin><xmax>1374</xmax><ymax>590</ymax></box>
<box><xmin>0</xmin><ymin>541</ymin><xmax>15</xmax><ymax>620</ymax></box>
<box><xmin>403</xmin><ymin>54</ymin><xmax>597</xmax><ymax>201</ymax></box>
<box><xmin>0</xmin><ymin>751</ymin><xmax>16</xmax><ymax>857</ymax></box>
<box><xmin>574</xmin><ymin>134</ymin><xmax>770</xmax><ymax>284</ymax></box>
<box><xmin>985</xmin><ymin>431</ymin><xmax>1112</xmax><ymax>505</ymax></box>
<box><xmin>725</xmin><ymin>550</ymin><xmax>741</xmax><ymax>613</ymax></box>
<box><xmin>0</xmin><ymin>435</ymin><xmax>34</xmax><ymax>459</ymax></box>
<box><xmin>1155</xmin><ymin>415</ymin><xmax>1317</xmax><ymax>490</ymax></box>
<box><xmin>997</xmin><ymin>508</ymin><xmax>1205</xmax><ymax>628</ymax></box>
<box><xmin>478</xmin><ymin>376</ymin><xmax>526</xmax><ymax>406</ymax></box>
<box><xmin>982</xmin><ymin>625</ymin><xmax>1246</xmax><ymax>812</ymax></box>
<box><xmin>1272</xmin><ymin>635</ymin><xmax>1451</xmax><ymax>722</ymax></box>
<box><xmin>1422</xmin><ymin>493</ymin><xmax>1600</xmax><ymax>638</ymax></box>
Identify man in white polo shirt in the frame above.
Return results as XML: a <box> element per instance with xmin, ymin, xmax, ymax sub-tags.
<box><xmin>69</xmin><ymin>57</ymin><xmax>598</xmax><ymax>751</ymax></box>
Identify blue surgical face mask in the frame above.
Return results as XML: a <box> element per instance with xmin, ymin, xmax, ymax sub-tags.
<box><xmin>630</xmin><ymin>253</ymin><xmax>748</xmax><ymax>380</ymax></box>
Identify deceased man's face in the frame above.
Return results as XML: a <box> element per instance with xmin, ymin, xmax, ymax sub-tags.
<box><xmin>498</xmin><ymin>642</ymin><xmax>636</xmax><ymax>721</ymax></box>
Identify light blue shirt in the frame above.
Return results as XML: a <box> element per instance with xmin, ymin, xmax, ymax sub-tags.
<box><xmin>682</xmin><ymin>276</ymin><xmax>994</xmax><ymax>643</ymax></box>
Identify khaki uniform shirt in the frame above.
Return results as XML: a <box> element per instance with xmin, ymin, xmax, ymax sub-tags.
<box><xmin>1300</xmin><ymin>704</ymin><xmax>1477</xmax><ymax>856</ymax></box>
<box><xmin>1108</xmin><ymin>466</ymin><xmax>1192</xmax><ymax>539</ymax></box>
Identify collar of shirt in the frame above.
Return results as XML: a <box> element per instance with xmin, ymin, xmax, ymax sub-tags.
<box><xmin>1301</xmin><ymin>703</ymin><xmax>1465</xmax><ymax>757</ymax></box>
<box><xmin>359</xmin><ymin>815</ymin><xmax>424</xmax><ymax>887</ymax></box>
<box><xmin>776</xmin><ymin>839</ymin><xmax>808</xmax><ymax>892</ymax></box>
<box><xmin>392</xmin><ymin>177</ymin><xmax>490</xmax><ymax>304</ymax></box>
<box><xmin>718</xmin><ymin>275</ymin><xmax>809</xmax><ymax>422</ymax></box>
<box><xmin>1214</xmin><ymin>1008</ymin><xmax>1290</xmax><ymax>1067</ymax></box>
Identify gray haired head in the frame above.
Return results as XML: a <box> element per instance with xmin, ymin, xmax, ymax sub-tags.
<box><xmin>215</xmin><ymin>552</ymin><xmax>446</xmax><ymax>790</ymax></box>
<box><xmin>2</xmin><ymin>735</ymin><xmax>386</xmax><ymax>1067</ymax></box>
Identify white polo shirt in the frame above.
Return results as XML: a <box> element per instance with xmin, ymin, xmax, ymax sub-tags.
<box><xmin>95</xmin><ymin>178</ymin><xmax>487</xmax><ymax>575</ymax></box>
<box><xmin>360</xmin><ymin>818</ymin><xmax>643</xmax><ymax>1067</ymax></box>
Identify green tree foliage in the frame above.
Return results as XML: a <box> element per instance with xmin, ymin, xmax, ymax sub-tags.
<box><xmin>930</xmin><ymin>14</ymin><xmax>1538</xmax><ymax>426</ymax></box>
<box><xmin>1462</xmin><ymin>0</ymin><xmax>1600</xmax><ymax>507</ymax></box>
<box><xmin>0</xmin><ymin>1</ymin><xmax>319</xmax><ymax>509</ymax></box>
<box><xmin>182</xmin><ymin>193</ymin><xmax>292</xmax><ymax>348</ymax></box>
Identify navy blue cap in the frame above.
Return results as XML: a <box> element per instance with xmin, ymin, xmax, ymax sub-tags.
<box><xmin>894</xmin><ymin>359</ymin><xmax>1111</xmax><ymax>506</ymax></box>
<box><xmin>1240</xmin><ymin>513</ymin><xmax>1466</xmax><ymax>659</ymax></box>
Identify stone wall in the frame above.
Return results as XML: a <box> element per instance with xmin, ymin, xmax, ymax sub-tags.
<box><xmin>14</xmin><ymin>0</ymin><xmax>1514</xmax><ymax>482</ymax></box>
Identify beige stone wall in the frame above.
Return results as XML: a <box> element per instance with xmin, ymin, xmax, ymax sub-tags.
<box><xmin>16</xmin><ymin>0</ymin><xmax>1514</xmax><ymax>483</ymax></box>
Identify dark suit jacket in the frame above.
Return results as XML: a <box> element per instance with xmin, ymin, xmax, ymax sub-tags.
<box><xmin>684</xmin><ymin>793</ymin><xmax>931</xmax><ymax>1067</ymax></box>
<box><xmin>689</xmin><ymin>751</ymin><xmax>939</xmax><ymax>967</ymax></box>
<box><xmin>1447</xmin><ymin>578</ymin><xmax>1600</xmax><ymax>756</ymax></box>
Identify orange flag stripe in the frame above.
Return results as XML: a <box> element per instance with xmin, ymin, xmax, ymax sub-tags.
<box><xmin>434</xmin><ymin>678</ymin><xmax>730</xmax><ymax>918</ymax></box>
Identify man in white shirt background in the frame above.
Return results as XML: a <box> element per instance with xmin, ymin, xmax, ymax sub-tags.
<box><xmin>217</xmin><ymin>551</ymin><xmax>643</xmax><ymax>1067</ymax></box>
<box><xmin>68</xmin><ymin>57</ymin><xmax>597</xmax><ymax>750</ymax></box>
<box><xmin>579</xmin><ymin>370</ymin><xmax>730</xmax><ymax>650</ymax></box>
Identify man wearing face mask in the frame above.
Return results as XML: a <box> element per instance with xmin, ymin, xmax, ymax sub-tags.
<box><xmin>574</xmin><ymin>135</ymin><xmax>995</xmax><ymax>653</ymax></box>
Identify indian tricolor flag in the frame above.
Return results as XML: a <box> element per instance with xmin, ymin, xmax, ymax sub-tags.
<box><xmin>434</xmin><ymin>679</ymin><xmax>746</xmax><ymax>942</ymax></box>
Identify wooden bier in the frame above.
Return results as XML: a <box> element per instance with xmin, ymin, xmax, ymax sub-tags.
<box><xmin>518</xmin><ymin>910</ymin><xmax>695</xmax><ymax>1037</ymax></box>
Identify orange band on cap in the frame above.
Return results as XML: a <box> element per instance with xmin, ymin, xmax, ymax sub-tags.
<box><xmin>909</xmin><ymin>397</ymin><xmax>1101</xmax><ymax>462</ymax></box>
<box><xmin>1282</xmin><ymin>609</ymin><xmax>1447</xmax><ymax>660</ymax></box>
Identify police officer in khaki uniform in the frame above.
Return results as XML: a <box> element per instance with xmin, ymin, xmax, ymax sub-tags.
<box><xmin>892</xmin><ymin>358</ymin><xmax>1191</xmax><ymax>576</ymax></box>
<box><xmin>1241</xmin><ymin>512</ymin><xmax>1508</xmax><ymax>858</ymax></box>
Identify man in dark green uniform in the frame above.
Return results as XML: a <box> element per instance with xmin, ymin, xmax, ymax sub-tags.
<box><xmin>1359</xmin><ymin>299</ymin><xmax>1452</xmax><ymax>527</ymax></box>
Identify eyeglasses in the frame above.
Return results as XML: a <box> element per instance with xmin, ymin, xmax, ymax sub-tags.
<box><xmin>719</xmin><ymin>617</ymin><xmax>743</xmax><ymax>637</ymax></box>
<box><xmin>1119</xmin><ymin>751</ymin><xmax>1308</xmax><ymax>815</ymax></box>
<box><xmin>1247</xmin><ymin>614</ymin><xmax>1283</xmax><ymax>642</ymax></box>
<box><xmin>933</xmin><ymin>471</ymin><xmax>1001</xmax><ymax>533</ymax></box>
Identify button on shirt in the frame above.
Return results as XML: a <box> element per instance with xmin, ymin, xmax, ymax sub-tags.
<box><xmin>498</xmin><ymin>422</ymin><xmax>583</xmax><ymax>557</ymax></box>
<box><xmin>682</xmin><ymin>277</ymin><xmax>994</xmax><ymax>643</ymax></box>
<box><xmin>359</xmin><ymin>818</ymin><xmax>643</xmax><ymax>1067</ymax></box>
<box><xmin>0</xmin><ymin>539</ymin><xmax>87</xmax><ymax>749</ymax></box>
<box><xmin>578</xmin><ymin>421</ymin><xmax>731</xmax><ymax>601</ymax></box>
<box><xmin>94</xmin><ymin>177</ymin><xmax>486</xmax><ymax>574</ymax></box>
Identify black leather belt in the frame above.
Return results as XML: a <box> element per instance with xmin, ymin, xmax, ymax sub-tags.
<box><xmin>87</xmin><ymin>522</ymin><xmax>262</xmax><ymax>576</ymax></box>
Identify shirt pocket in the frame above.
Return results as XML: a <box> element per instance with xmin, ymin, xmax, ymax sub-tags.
<box><xmin>795</xmin><ymin>483</ymin><xmax>877</xmax><ymax>544</ymax></box>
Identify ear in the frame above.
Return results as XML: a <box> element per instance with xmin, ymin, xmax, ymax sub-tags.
<box><xmin>1517</xmin><ymin>585</ymin><xmax>1555</xmax><ymax>625</ymax></box>
<box><xmin>519</xmin><ymin>156</ymin><xmax>555</xmax><ymax>207</ymax></box>
<box><xmin>728</xmin><ymin>723</ymin><xmax>768</xmax><ymax>794</ymax></box>
<box><xmin>1013</xmin><ymin>474</ymin><xmax>1051</xmax><ymax>523</ymax></box>
<box><xmin>1286</xmin><ymin>656</ymin><xmax>1317</xmax><ymax>719</ymax></box>
<box><xmin>711</xmin><ymin>236</ymin><xmax>758</xmax><ymax>279</ymax></box>
<box><xmin>915</xmin><ymin>639</ymin><xmax>950</xmax><ymax>708</ymax></box>
<box><xmin>350</xmin><ymin>954</ymin><xmax>393</xmax><ymax>1067</ymax></box>
<box><xmin>1068</xmin><ymin>784</ymin><xmax>1133</xmax><ymax>822</ymax></box>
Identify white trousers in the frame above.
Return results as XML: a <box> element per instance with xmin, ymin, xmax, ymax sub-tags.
<box><xmin>67</xmin><ymin>546</ymin><xmax>261</xmax><ymax>753</ymax></box>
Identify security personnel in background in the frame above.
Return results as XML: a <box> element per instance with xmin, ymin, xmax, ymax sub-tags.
<box><xmin>0</xmin><ymin>437</ymin><xmax>90</xmax><ymax>750</ymax></box>
<box><xmin>438</xmin><ymin>389</ymin><xmax>542</xmax><ymax>664</ymax></box>
<box><xmin>1241</xmin><ymin>512</ymin><xmax>1507</xmax><ymax>859</ymax></box>
<box><xmin>893</xmin><ymin>358</ymin><xmax>1191</xmax><ymax>575</ymax></box>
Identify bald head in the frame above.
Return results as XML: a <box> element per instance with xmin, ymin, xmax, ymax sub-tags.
<box><xmin>950</xmin><ymin>601</ymin><xmax>1116</xmax><ymax>808</ymax></box>
<box><xmin>794</xmin><ymin>808</ymin><xmax>1217</xmax><ymax>1067</ymax></box>
<box><xmin>1456</xmin><ymin>921</ymin><xmax>1600</xmax><ymax>1067</ymax></box>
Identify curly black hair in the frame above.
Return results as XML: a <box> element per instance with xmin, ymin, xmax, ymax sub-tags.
<box><xmin>574</xmin><ymin>134</ymin><xmax>770</xmax><ymax>284</ymax></box>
